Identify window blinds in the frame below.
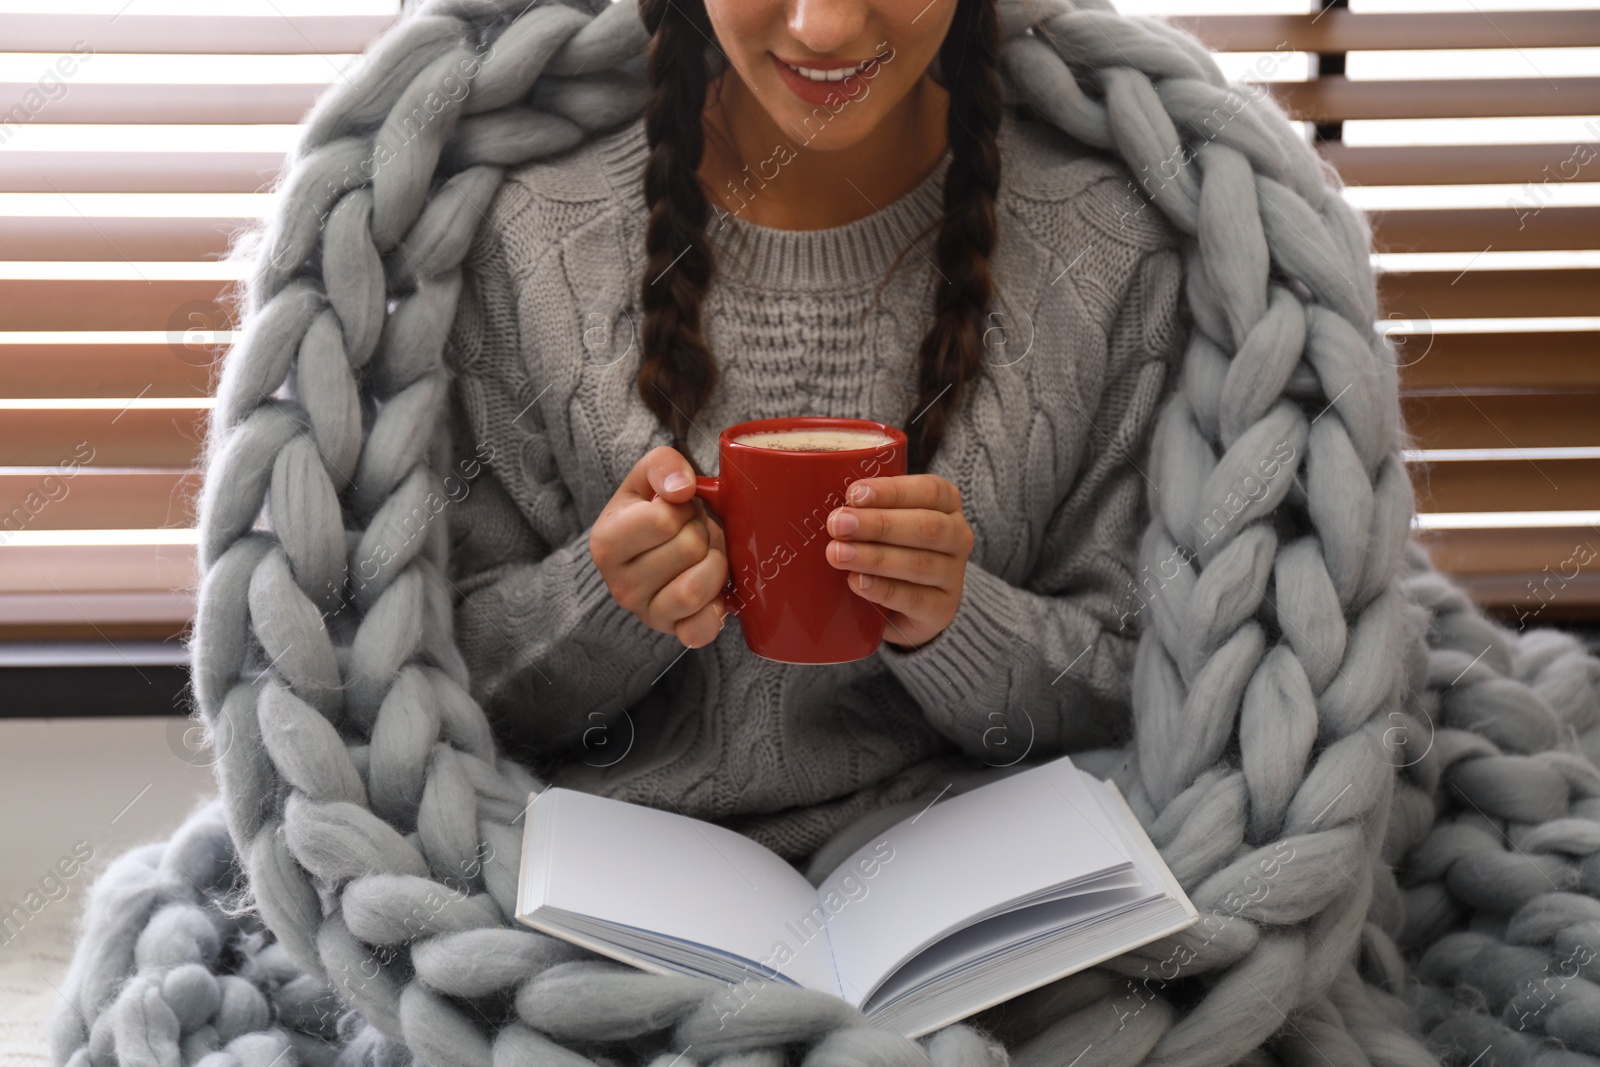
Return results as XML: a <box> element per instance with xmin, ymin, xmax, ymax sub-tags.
<box><xmin>0</xmin><ymin>0</ymin><xmax>1595</xmax><ymax>640</ymax></box>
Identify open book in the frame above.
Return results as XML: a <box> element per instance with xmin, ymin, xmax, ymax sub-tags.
<box><xmin>513</xmin><ymin>755</ymin><xmax>1198</xmax><ymax>1040</ymax></box>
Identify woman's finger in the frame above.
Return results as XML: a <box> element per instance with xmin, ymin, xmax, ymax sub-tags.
<box><xmin>621</xmin><ymin>511</ymin><xmax>711</xmax><ymax>588</ymax></box>
<box><xmin>603</xmin><ymin>444</ymin><xmax>697</xmax><ymax>515</ymax></box>
<box><xmin>843</xmin><ymin>569</ymin><xmax>942</xmax><ymax>624</ymax></box>
<box><xmin>605</xmin><ymin>516</ymin><xmax>708</xmax><ymax>617</ymax></box>
<box><xmin>646</xmin><ymin>538</ymin><xmax>727</xmax><ymax>630</ymax></box>
<box><xmin>674</xmin><ymin>596</ymin><xmax>728</xmax><ymax>649</ymax></box>
<box><xmin>826</xmin><ymin>538</ymin><xmax>963</xmax><ymax>591</ymax></box>
<box><xmin>844</xmin><ymin>473</ymin><xmax>962</xmax><ymax>513</ymax></box>
<box><xmin>597</xmin><ymin>496</ymin><xmax>701</xmax><ymax>570</ymax></box>
<box><xmin>828</xmin><ymin>505</ymin><xmax>971</xmax><ymax>554</ymax></box>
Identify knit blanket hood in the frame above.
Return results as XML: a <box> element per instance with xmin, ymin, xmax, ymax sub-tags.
<box><xmin>49</xmin><ymin>0</ymin><xmax>1600</xmax><ymax>1064</ymax></box>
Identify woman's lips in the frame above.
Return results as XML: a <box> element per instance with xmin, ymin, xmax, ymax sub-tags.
<box><xmin>770</xmin><ymin>52</ymin><xmax>884</xmax><ymax>107</ymax></box>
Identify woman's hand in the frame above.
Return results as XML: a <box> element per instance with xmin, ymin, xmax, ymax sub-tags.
<box><xmin>824</xmin><ymin>474</ymin><xmax>974</xmax><ymax>651</ymax></box>
<box><xmin>591</xmin><ymin>446</ymin><xmax>729</xmax><ymax>649</ymax></box>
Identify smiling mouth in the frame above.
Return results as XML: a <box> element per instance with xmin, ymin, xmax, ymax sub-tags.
<box><xmin>773</xmin><ymin>52</ymin><xmax>888</xmax><ymax>82</ymax></box>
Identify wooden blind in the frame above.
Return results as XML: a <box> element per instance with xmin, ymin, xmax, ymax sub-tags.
<box><xmin>0</xmin><ymin>7</ymin><xmax>399</xmax><ymax>640</ymax></box>
<box><xmin>1166</xmin><ymin>4</ymin><xmax>1600</xmax><ymax>622</ymax></box>
<box><xmin>1</xmin><ymin>3</ymin><xmax>1595</xmax><ymax>640</ymax></box>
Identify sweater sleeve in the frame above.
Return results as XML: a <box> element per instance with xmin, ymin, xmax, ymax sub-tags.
<box><xmin>442</xmin><ymin>197</ymin><xmax>687</xmax><ymax>764</ymax></box>
<box><xmin>877</xmin><ymin>243</ymin><xmax>1187</xmax><ymax>761</ymax></box>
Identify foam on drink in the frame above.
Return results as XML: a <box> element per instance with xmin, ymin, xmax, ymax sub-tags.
<box><xmin>733</xmin><ymin>429</ymin><xmax>894</xmax><ymax>452</ymax></box>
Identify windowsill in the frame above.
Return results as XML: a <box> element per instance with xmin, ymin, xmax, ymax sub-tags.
<box><xmin>0</xmin><ymin>641</ymin><xmax>190</xmax><ymax>718</ymax></box>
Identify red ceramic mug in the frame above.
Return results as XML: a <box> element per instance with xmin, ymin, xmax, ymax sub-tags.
<box><xmin>695</xmin><ymin>416</ymin><xmax>907</xmax><ymax>664</ymax></box>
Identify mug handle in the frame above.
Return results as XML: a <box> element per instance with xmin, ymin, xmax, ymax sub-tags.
<box><xmin>694</xmin><ymin>475</ymin><xmax>722</xmax><ymax>519</ymax></box>
<box><xmin>693</xmin><ymin>475</ymin><xmax>741</xmax><ymax>616</ymax></box>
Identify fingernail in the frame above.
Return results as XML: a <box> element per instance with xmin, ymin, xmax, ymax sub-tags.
<box><xmin>857</xmin><ymin>573</ymin><xmax>873</xmax><ymax>590</ymax></box>
<box><xmin>849</xmin><ymin>483</ymin><xmax>873</xmax><ymax>505</ymax></box>
<box><xmin>830</xmin><ymin>509</ymin><xmax>858</xmax><ymax>536</ymax></box>
<box><xmin>664</xmin><ymin>472</ymin><xmax>691</xmax><ymax>493</ymax></box>
<box><xmin>834</xmin><ymin>541</ymin><xmax>856</xmax><ymax>562</ymax></box>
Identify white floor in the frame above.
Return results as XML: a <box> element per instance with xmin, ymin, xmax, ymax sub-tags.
<box><xmin>0</xmin><ymin>718</ymin><xmax>219</xmax><ymax>1066</ymax></box>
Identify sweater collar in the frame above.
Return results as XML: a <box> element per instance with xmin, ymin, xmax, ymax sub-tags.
<box><xmin>595</xmin><ymin>113</ymin><xmax>954</xmax><ymax>293</ymax></box>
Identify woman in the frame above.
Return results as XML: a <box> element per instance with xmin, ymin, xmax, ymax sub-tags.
<box><xmin>443</xmin><ymin>0</ymin><xmax>1188</xmax><ymax>871</ymax></box>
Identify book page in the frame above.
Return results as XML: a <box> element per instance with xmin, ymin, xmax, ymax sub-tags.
<box><xmin>862</xmin><ymin>877</ymin><xmax>1154</xmax><ymax>1013</ymax></box>
<box><xmin>1081</xmin><ymin>775</ymin><xmax>1200</xmax><ymax>926</ymax></box>
<box><xmin>520</xmin><ymin>788</ymin><xmax>841</xmax><ymax>996</ymax></box>
<box><xmin>861</xmin><ymin>774</ymin><xmax>1200</xmax><ymax>1040</ymax></box>
<box><xmin>814</xmin><ymin>755</ymin><xmax>1131</xmax><ymax>1007</ymax></box>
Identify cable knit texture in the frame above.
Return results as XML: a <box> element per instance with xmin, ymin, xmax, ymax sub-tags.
<box><xmin>442</xmin><ymin>108</ymin><xmax>1188</xmax><ymax>861</ymax></box>
<box><xmin>46</xmin><ymin>2</ymin><xmax>1600</xmax><ymax>1066</ymax></box>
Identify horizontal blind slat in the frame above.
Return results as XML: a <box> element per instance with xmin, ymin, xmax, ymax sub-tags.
<box><xmin>0</xmin><ymin>594</ymin><xmax>193</xmax><ymax>640</ymax></box>
<box><xmin>1171</xmin><ymin>11</ymin><xmax>1600</xmax><ymax>52</ymax></box>
<box><xmin>1270</xmin><ymin>77</ymin><xmax>1600</xmax><ymax>122</ymax></box>
<box><xmin>1371</xmin><ymin>206</ymin><xmax>1600</xmax><ymax>254</ymax></box>
<box><xmin>1417</xmin><ymin>526</ymin><xmax>1600</xmax><ymax>576</ymax></box>
<box><xmin>0</xmin><ymin>83</ymin><xmax>323</xmax><ymax>125</ymax></box>
<box><xmin>0</xmin><ymin>344</ymin><xmax>217</xmax><ymax>399</ymax></box>
<box><xmin>1398</xmin><ymin>333</ymin><xmax>1600</xmax><ymax>392</ymax></box>
<box><xmin>0</xmin><ymin>153</ymin><xmax>286</xmax><ymax>194</ymax></box>
<box><xmin>1400</xmin><ymin>393</ymin><xmax>1600</xmax><ymax>450</ymax></box>
<box><xmin>1442</xmin><ymin>573</ymin><xmax>1600</xmax><ymax>615</ymax></box>
<box><xmin>1321</xmin><ymin>144</ymin><xmax>1600</xmax><ymax>187</ymax></box>
<box><xmin>0</xmin><ymin>408</ymin><xmax>207</xmax><ymax>467</ymax></box>
<box><xmin>0</xmin><ymin>469</ymin><xmax>199</xmax><ymax>530</ymax></box>
<box><xmin>1380</xmin><ymin>269</ymin><xmax>1600</xmax><ymax>319</ymax></box>
<box><xmin>1411</xmin><ymin>458</ymin><xmax>1600</xmax><ymax>513</ymax></box>
<box><xmin>1416</xmin><ymin>528</ymin><xmax>1600</xmax><ymax>614</ymax></box>
<box><xmin>0</xmin><ymin>13</ymin><xmax>397</xmax><ymax>54</ymax></box>
<box><xmin>0</xmin><ymin>217</ymin><xmax>250</xmax><ymax>261</ymax></box>
<box><xmin>0</xmin><ymin>280</ymin><xmax>237</xmax><ymax>331</ymax></box>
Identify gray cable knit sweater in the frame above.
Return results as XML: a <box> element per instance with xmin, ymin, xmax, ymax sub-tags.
<box><xmin>442</xmin><ymin>104</ymin><xmax>1188</xmax><ymax>863</ymax></box>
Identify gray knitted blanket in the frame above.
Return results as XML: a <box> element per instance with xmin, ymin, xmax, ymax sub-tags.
<box><xmin>49</xmin><ymin>1</ymin><xmax>1600</xmax><ymax>1064</ymax></box>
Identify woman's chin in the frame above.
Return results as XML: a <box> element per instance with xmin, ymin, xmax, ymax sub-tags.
<box><xmin>784</xmin><ymin>120</ymin><xmax>883</xmax><ymax>153</ymax></box>
<box><xmin>757</xmin><ymin>92</ymin><xmax>890</xmax><ymax>151</ymax></box>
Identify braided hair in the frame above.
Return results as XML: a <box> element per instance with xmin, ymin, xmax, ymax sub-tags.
<box><xmin>635</xmin><ymin>0</ymin><xmax>1003</xmax><ymax>474</ymax></box>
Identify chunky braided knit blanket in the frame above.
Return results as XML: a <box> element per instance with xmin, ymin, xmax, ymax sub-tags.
<box><xmin>49</xmin><ymin>0</ymin><xmax>1600</xmax><ymax>1064</ymax></box>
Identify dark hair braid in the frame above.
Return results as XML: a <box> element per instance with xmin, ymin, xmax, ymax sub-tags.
<box><xmin>636</xmin><ymin>0</ymin><xmax>719</xmax><ymax>467</ymax></box>
<box><xmin>905</xmin><ymin>0</ymin><xmax>1002</xmax><ymax>473</ymax></box>
<box><xmin>634</xmin><ymin>0</ymin><xmax>1003</xmax><ymax>475</ymax></box>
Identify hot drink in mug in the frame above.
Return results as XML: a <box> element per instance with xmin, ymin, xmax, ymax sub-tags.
<box><xmin>732</xmin><ymin>429</ymin><xmax>896</xmax><ymax>452</ymax></box>
<box><xmin>695</xmin><ymin>417</ymin><xmax>907</xmax><ymax>663</ymax></box>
